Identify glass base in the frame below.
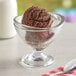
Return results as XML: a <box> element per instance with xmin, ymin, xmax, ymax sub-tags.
<box><xmin>19</xmin><ymin>51</ymin><xmax>54</xmax><ymax>67</ymax></box>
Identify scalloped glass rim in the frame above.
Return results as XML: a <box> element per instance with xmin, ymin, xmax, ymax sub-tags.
<box><xmin>14</xmin><ymin>13</ymin><xmax>64</xmax><ymax>31</ymax></box>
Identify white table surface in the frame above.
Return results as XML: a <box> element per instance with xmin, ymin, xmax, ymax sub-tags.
<box><xmin>0</xmin><ymin>22</ymin><xmax>76</xmax><ymax>76</ymax></box>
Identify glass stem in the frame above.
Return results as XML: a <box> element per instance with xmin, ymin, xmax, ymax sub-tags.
<box><xmin>31</xmin><ymin>50</ymin><xmax>42</xmax><ymax>58</ymax></box>
<box><xmin>30</xmin><ymin>49</ymin><xmax>47</xmax><ymax>61</ymax></box>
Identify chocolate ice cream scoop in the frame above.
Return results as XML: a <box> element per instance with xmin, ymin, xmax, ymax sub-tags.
<box><xmin>22</xmin><ymin>6</ymin><xmax>54</xmax><ymax>45</ymax></box>
<box><xmin>22</xmin><ymin>6</ymin><xmax>53</xmax><ymax>28</ymax></box>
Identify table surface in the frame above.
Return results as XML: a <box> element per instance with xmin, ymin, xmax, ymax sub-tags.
<box><xmin>0</xmin><ymin>22</ymin><xmax>76</xmax><ymax>76</ymax></box>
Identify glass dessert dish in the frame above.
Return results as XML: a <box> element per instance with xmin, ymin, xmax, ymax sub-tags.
<box><xmin>14</xmin><ymin>13</ymin><xmax>64</xmax><ymax>67</ymax></box>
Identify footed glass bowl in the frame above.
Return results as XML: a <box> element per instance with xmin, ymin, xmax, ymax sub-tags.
<box><xmin>14</xmin><ymin>13</ymin><xmax>64</xmax><ymax>67</ymax></box>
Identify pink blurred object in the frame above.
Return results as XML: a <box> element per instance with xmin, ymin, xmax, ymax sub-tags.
<box><xmin>41</xmin><ymin>67</ymin><xmax>76</xmax><ymax>76</ymax></box>
<box><xmin>67</xmin><ymin>9</ymin><xmax>76</xmax><ymax>22</ymax></box>
<box><xmin>54</xmin><ymin>9</ymin><xmax>76</xmax><ymax>22</ymax></box>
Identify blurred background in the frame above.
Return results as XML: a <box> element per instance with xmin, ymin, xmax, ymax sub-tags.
<box><xmin>17</xmin><ymin>0</ymin><xmax>76</xmax><ymax>22</ymax></box>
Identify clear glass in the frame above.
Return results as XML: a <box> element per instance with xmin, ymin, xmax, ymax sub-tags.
<box><xmin>14</xmin><ymin>13</ymin><xmax>64</xmax><ymax>67</ymax></box>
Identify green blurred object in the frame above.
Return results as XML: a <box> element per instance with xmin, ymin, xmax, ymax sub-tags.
<box><xmin>17</xmin><ymin>0</ymin><xmax>62</xmax><ymax>15</ymax></box>
<box><xmin>17</xmin><ymin>0</ymin><xmax>76</xmax><ymax>15</ymax></box>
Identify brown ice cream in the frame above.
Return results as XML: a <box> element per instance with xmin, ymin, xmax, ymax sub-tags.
<box><xmin>22</xmin><ymin>6</ymin><xmax>54</xmax><ymax>44</ymax></box>
<box><xmin>22</xmin><ymin>6</ymin><xmax>53</xmax><ymax>28</ymax></box>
